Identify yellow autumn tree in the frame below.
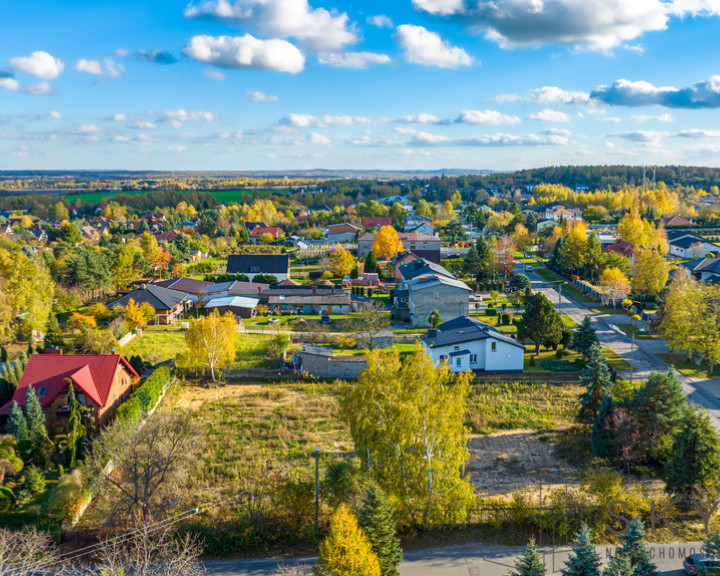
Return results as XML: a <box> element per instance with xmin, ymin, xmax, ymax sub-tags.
<box><xmin>316</xmin><ymin>504</ymin><xmax>381</xmax><ymax>576</ymax></box>
<box><xmin>631</xmin><ymin>248</ymin><xmax>669</xmax><ymax>296</ymax></box>
<box><xmin>329</xmin><ymin>245</ymin><xmax>356</xmax><ymax>277</ymax></box>
<box><xmin>185</xmin><ymin>310</ymin><xmax>237</xmax><ymax>381</ymax></box>
<box><xmin>372</xmin><ymin>226</ymin><xmax>403</xmax><ymax>261</ymax></box>
<box><xmin>69</xmin><ymin>312</ymin><xmax>97</xmax><ymax>331</ymax></box>
<box><xmin>122</xmin><ymin>298</ymin><xmax>147</xmax><ymax>329</ymax></box>
<box><xmin>599</xmin><ymin>267</ymin><xmax>631</xmax><ymax>307</ymax></box>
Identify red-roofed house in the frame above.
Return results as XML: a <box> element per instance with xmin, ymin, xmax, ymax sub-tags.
<box><xmin>250</xmin><ymin>226</ymin><xmax>282</xmax><ymax>243</ymax></box>
<box><xmin>362</xmin><ymin>217</ymin><xmax>391</xmax><ymax>229</ymax></box>
<box><xmin>0</xmin><ymin>353</ymin><xmax>139</xmax><ymax>433</ymax></box>
<box><xmin>603</xmin><ymin>240</ymin><xmax>635</xmax><ymax>258</ymax></box>
<box><xmin>661</xmin><ymin>215</ymin><xmax>693</xmax><ymax>227</ymax></box>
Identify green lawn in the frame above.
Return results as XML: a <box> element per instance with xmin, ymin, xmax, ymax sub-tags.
<box><xmin>533</xmin><ymin>268</ymin><xmax>598</xmax><ymax>304</ymax></box>
<box><xmin>602</xmin><ymin>348</ymin><xmax>632</xmax><ymax>371</ymax></box>
<box><xmin>615</xmin><ymin>323</ymin><xmax>655</xmax><ymax>340</ymax></box>
<box><xmin>561</xmin><ymin>314</ymin><xmax>578</xmax><ymax>328</ymax></box>
<box><xmin>657</xmin><ymin>353</ymin><xmax>720</xmax><ymax>377</ymax></box>
<box><xmin>121</xmin><ymin>325</ymin><xmax>278</xmax><ymax>369</ymax></box>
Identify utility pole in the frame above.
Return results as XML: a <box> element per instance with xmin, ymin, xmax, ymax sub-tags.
<box><xmin>630</xmin><ymin>331</ymin><xmax>635</xmax><ymax>386</ymax></box>
<box><xmin>558</xmin><ymin>282</ymin><xmax>567</xmax><ymax>317</ymax></box>
<box><xmin>314</xmin><ymin>446</ymin><xmax>320</xmax><ymax>532</ymax></box>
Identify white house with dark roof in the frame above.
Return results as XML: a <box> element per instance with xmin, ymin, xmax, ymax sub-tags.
<box><xmin>667</xmin><ymin>231</ymin><xmax>720</xmax><ymax>259</ymax></box>
<box><xmin>421</xmin><ymin>316</ymin><xmax>525</xmax><ymax>373</ymax></box>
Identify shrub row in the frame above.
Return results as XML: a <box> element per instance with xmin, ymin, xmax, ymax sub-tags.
<box><xmin>116</xmin><ymin>365</ymin><xmax>173</xmax><ymax>421</ymax></box>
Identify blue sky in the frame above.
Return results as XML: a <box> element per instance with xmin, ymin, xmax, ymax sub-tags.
<box><xmin>2</xmin><ymin>0</ymin><xmax>720</xmax><ymax>171</ymax></box>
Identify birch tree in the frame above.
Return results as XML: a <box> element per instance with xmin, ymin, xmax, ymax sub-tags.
<box><xmin>340</xmin><ymin>349</ymin><xmax>474</xmax><ymax>526</ymax></box>
<box><xmin>185</xmin><ymin>310</ymin><xmax>237</xmax><ymax>381</ymax></box>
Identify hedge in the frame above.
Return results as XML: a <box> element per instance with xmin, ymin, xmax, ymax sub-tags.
<box><xmin>485</xmin><ymin>308</ymin><xmax>497</xmax><ymax>317</ymax></box>
<box><xmin>116</xmin><ymin>365</ymin><xmax>172</xmax><ymax>421</ymax></box>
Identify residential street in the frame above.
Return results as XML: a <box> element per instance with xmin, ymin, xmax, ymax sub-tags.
<box><xmin>526</xmin><ymin>268</ymin><xmax>720</xmax><ymax>432</ymax></box>
<box><xmin>204</xmin><ymin>541</ymin><xmax>698</xmax><ymax>575</ymax></box>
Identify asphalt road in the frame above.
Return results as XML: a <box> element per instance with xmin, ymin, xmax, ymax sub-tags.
<box><xmin>525</xmin><ymin>267</ymin><xmax>720</xmax><ymax>432</ymax></box>
<box><xmin>204</xmin><ymin>542</ymin><xmax>699</xmax><ymax>575</ymax></box>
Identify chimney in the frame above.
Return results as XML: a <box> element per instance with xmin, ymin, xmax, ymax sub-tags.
<box><xmin>111</xmin><ymin>348</ymin><xmax>117</xmax><ymax>354</ymax></box>
<box><xmin>257</xmin><ymin>286</ymin><xmax>261</xmax><ymax>294</ymax></box>
<box><xmin>312</xmin><ymin>286</ymin><xmax>317</xmax><ymax>294</ymax></box>
<box><xmin>45</xmin><ymin>348</ymin><xmax>63</xmax><ymax>355</ymax></box>
<box><xmin>141</xmin><ymin>284</ymin><xmax>147</xmax><ymax>290</ymax></box>
<box><xmin>427</xmin><ymin>329</ymin><xmax>437</xmax><ymax>338</ymax></box>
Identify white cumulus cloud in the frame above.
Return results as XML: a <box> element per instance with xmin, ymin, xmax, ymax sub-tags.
<box><xmin>367</xmin><ymin>14</ymin><xmax>394</xmax><ymax>28</ymax></box>
<box><xmin>203</xmin><ymin>68</ymin><xmax>226</xmax><ymax>81</ymax></box>
<box><xmin>631</xmin><ymin>112</ymin><xmax>674</xmax><ymax>122</ymax></box>
<box><xmin>456</xmin><ymin>109</ymin><xmax>521</xmax><ymax>125</ymax></box>
<box><xmin>9</xmin><ymin>51</ymin><xmax>64</xmax><ymax>79</ymax></box>
<box><xmin>396</xmin><ymin>113</ymin><xmax>444</xmax><ymax>124</ymax></box>
<box><xmin>592</xmin><ymin>75</ymin><xmax>720</xmax><ymax>108</ymax></box>
<box><xmin>73</xmin><ymin>57</ymin><xmax>124</xmax><ymax>78</ymax></box>
<box><xmin>280</xmin><ymin>114</ymin><xmax>370</xmax><ymax>128</ymax></box>
<box><xmin>246</xmin><ymin>90</ymin><xmax>278</xmax><ymax>102</ymax></box>
<box><xmin>184</xmin><ymin>0</ymin><xmax>357</xmax><ymax>52</ymax></box>
<box><xmin>528</xmin><ymin>109</ymin><xmax>571</xmax><ymax>122</ymax></box>
<box><xmin>183</xmin><ymin>34</ymin><xmax>305</xmax><ymax>73</ymax></box>
<box><xmin>396</xmin><ymin>24</ymin><xmax>474</xmax><ymax>68</ymax></box>
<box><xmin>310</xmin><ymin>132</ymin><xmax>331</xmax><ymax>145</ymax></box>
<box><xmin>0</xmin><ymin>78</ymin><xmax>20</xmax><ymax>92</ymax></box>
<box><xmin>411</xmin><ymin>0</ymin><xmax>465</xmax><ymax>15</ymax></box>
<box><xmin>159</xmin><ymin>109</ymin><xmax>217</xmax><ymax>128</ymax></box>
<box><xmin>318</xmin><ymin>52</ymin><xmax>391</xmax><ymax>69</ymax></box>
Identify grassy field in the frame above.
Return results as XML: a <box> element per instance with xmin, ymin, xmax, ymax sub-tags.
<box><xmin>122</xmin><ymin>325</ymin><xmax>279</xmax><ymax>369</ymax></box>
<box><xmin>615</xmin><ymin>323</ymin><xmax>655</xmax><ymax>339</ymax></box>
<box><xmin>466</xmin><ymin>381</ymin><xmax>581</xmax><ymax>434</ymax></box>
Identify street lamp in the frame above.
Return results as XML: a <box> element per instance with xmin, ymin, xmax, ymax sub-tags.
<box><xmin>314</xmin><ymin>446</ymin><xmax>320</xmax><ymax>532</ymax></box>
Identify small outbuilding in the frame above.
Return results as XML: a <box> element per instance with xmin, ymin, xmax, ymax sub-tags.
<box><xmin>203</xmin><ymin>296</ymin><xmax>259</xmax><ymax>318</ymax></box>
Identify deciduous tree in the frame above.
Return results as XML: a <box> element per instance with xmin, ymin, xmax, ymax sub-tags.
<box><xmin>185</xmin><ymin>310</ymin><xmax>237</xmax><ymax>381</ymax></box>
<box><xmin>372</xmin><ymin>227</ymin><xmax>403</xmax><ymax>261</ymax></box>
<box><xmin>330</xmin><ymin>245</ymin><xmax>356</xmax><ymax>277</ymax></box>
<box><xmin>631</xmin><ymin>248</ymin><xmax>669</xmax><ymax>297</ymax></box>
<box><xmin>518</xmin><ymin>293</ymin><xmax>562</xmax><ymax>354</ymax></box>
<box><xmin>599</xmin><ymin>267</ymin><xmax>630</xmax><ymax>307</ymax></box>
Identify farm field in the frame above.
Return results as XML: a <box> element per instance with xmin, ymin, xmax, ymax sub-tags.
<box><xmin>55</xmin><ymin>189</ymin><xmax>276</xmax><ymax>205</ymax></box>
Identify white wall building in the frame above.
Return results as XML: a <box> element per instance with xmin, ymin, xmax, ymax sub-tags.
<box><xmin>421</xmin><ymin>316</ymin><xmax>524</xmax><ymax>373</ymax></box>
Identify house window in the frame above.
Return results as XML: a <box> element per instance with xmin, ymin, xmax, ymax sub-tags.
<box><xmin>470</xmin><ymin>354</ymin><xmax>477</xmax><ymax>363</ymax></box>
<box><xmin>434</xmin><ymin>293</ymin><xmax>439</xmax><ymax>299</ymax></box>
<box><xmin>37</xmin><ymin>386</ymin><xmax>47</xmax><ymax>397</ymax></box>
<box><xmin>491</xmin><ymin>341</ymin><xmax>497</xmax><ymax>351</ymax></box>
<box><xmin>250</xmin><ymin>266</ymin><xmax>260</xmax><ymax>273</ymax></box>
<box><xmin>456</xmin><ymin>358</ymin><xmax>461</xmax><ymax>367</ymax></box>
<box><xmin>439</xmin><ymin>355</ymin><xmax>446</xmax><ymax>362</ymax></box>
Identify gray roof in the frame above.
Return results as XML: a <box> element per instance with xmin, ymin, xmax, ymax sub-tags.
<box><xmin>406</xmin><ymin>274</ymin><xmax>471</xmax><ymax>293</ymax></box>
<box><xmin>204</xmin><ymin>296</ymin><xmax>259</xmax><ymax>309</ymax></box>
<box><xmin>684</xmin><ymin>257</ymin><xmax>720</xmax><ymax>275</ymax></box>
<box><xmin>422</xmin><ymin>316</ymin><xmax>524</xmax><ymax>350</ymax></box>
<box><xmin>399</xmin><ymin>258</ymin><xmax>454</xmax><ymax>282</ymax></box>
<box><xmin>448</xmin><ymin>349</ymin><xmax>471</xmax><ymax>357</ymax></box>
<box><xmin>109</xmin><ymin>285</ymin><xmax>190</xmax><ymax>311</ymax></box>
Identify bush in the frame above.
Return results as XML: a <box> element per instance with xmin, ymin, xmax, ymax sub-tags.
<box><xmin>25</xmin><ymin>465</ymin><xmax>46</xmax><ymax>494</ymax></box>
<box><xmin>116</xmin><ymin>366</ymin><xmax>172</xmax><ymax>421</ymax></box>
<box><xmin>541</xmin><ymin>359</ymin><xmax>577</xmax><ymax>371</ymax></box>
<box><xmin>555</xmin><ymin>349</ymin><xmax>565</xmax><ymax>359</ymax></box>
<box><xmin>76</xmin><ymin>328</ymin><xmax>117</xmax><ymax>354</ymax></box>
<box><xmin>0</xmin><ymin>486</ymin><xmax>16</xmax><ymax>511</ymax></box>
<box><xmin>501</xmin><ymin>314</ymin><xmax>511</xmax><ymax>325</ymax></box>
<box><xmin>46</xmin><ymin>474</ymin><xmax>82</xmax><ymax>520</ymax></box>
<box><xmin>490</xmin><ymin>290</ymin><xmax>499</xmax><ymax>298</ymax></box>
<box><xmin>485</xmin><ymin>308</ymin><xmax>497</xmax><ymax>317</ymax></box>
<box><xmin>529</xmin><ymin>356</ymin><xmax>536</xmax><ymax>367</ymax></box>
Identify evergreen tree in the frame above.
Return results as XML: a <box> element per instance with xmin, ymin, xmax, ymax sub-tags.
<box><xmin>665</xmin><ymin>406</ymin><xmax>720</xmax><ymax>497</ymax></box>
<box><xmin>44</xmin><ymin>316</ymin><xmax>64</xmax><ymax>350</ymax></box>
<box><xmin>630</xmin><ymin>371</ymin><xmax>685</xmax><ymax>463</ymax></box>
<box><xmin>24</xmin><ymin>386</ymin><xmax>51</xmax><ymax>464</ymax></box>
<box><xmin>578</xmin><ymin>343</ymin><xmax>612</xmax><ymax>423</ymax></box>
<box><xmin>562</xmin><ymin>524</ymin><xmax>601</xmax><ymax>576</ymax></box>
<box><xmin>365</xmin><ymin>250</ymin><xmax>379</xmax><ymax>274</ymax></box>
<box><xmin>350</xmin><ymin>266</ymin><xmax>359</xmax><ymax>280</ymax></box>
<box><xmin>584</xmin><ymin>232</ymin><xmax>604</xmax><ymax>281</ymax></box>
<box><xmin>572</xmin><ymin>316</ymin><xmax>599</xmax><ymax>359</ymax></box>
<box><xmin>475</xmin><ymin>235</ymin><xmax>489</xmax><ymax>262</ymax></box>
<box><xmin>618</xmin><ymin>518</ymin><xmax>658</xmax><ymax>576</ymax></box>
<box><xmin>358</xmin><ymin>487</ymin><xmax>403</xmax><ymax>576</ymax></box>
<box><xmin>0</xmin><ymin>346</ymin><xmax>7</xmax><ymax>363</ymax></box>
<box><xmin>591</xmin><ymin>392</ymin><xmax>615</xmax><ymax>458</ymax></box>
<box><xmin>315</xmin><ymin>503</ymin><xmax>381</xmax><ymax>576</ymax></box>
<box><xmin>463</xmin><ymin>244</ymin><xmax>482</xmax><ymax>277</ymax></box>
<box><xmin>604</xmin><ymin>553</ymin><xmax>633</xmax><ymax>576</ymax></box>
<box><xmin>66</xmin><ymin>382</ymin><xmax>86</xmax><ymax>468</ymax></box>
<box><xmin>549</xmin><ymin>237</ymin><xmax>564</xmax><ymax>271</ymax></box>
<box><xmin>510</xmin><ymin>538</ymin><xmax>546</xmax><ymax>576</ymax></box>
<box><xmin>7</xmin><ymin>401</ymin><xmax>29</xmax><ymax>443</ymax></box>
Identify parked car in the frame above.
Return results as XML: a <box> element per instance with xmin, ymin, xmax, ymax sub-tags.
<box><xmin>684</xmin><ymin>555</ymin><xmax>720</xmax><ymax>575</ymax></box>
<box><xmin>268</xmin><ymin>317</ymin><xmax>279</xmax><ymax>324</ymax></box>
<box><xmin>320</xmin><ymin>315</ymin><xmax>331</xmax><ymax>324</ymax></box>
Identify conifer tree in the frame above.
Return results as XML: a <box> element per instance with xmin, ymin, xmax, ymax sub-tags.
<box><xmin>7</xmin><ymin>401</ymin><xmax>29</xmax><ymax>443</ymax></box>
<box><xmin>591</xmin><ymin>392</ymin><xmax>615</xmax><ymax>458</ymax></box>
<box><xmin>365</xmin><ymin>251</ymin><xmax>379</xmax><ymax>274</ymax></box>
<box><xmin>358</xmin><ymin>487</ymin><xmax>403</xmax><ymax>576</ymax></box>
<box><xmin>24</xmin><ymin>386</ymin><xmax>51</xmax><ymax>464</ymax></box>
<box><xmin>549</xmin><ymin>237</ymin><xmax>564</xmax><ymax>271</ymax></box>
<box><xmin>315</xmin><ymin>503</ymin><xmax>381</xmax><ymax>576</ymax></box>
<box><xmin>44</xmin><ymin>316</ymin><xmax>64</xmax><ymax>350</ymax></box>
<box><xmin>604</xmin><ymin>553</ymin><xmax>633</xmax><ymax>576</ymax></box>
<box><xmin>66</xmin><ymin>382</ymin><xmax>86</xmax><ymax>468</ymax></box>
<box><xmin>572</xmin><ymin>316</ymin><xmax>599</xmax><ymax>359</ymax></box>
<box><xmin>562</xmin><ymin>524</ymin><xmax>601</xmax><ymax>576</ymax></box>
<box><xmin>463</xmin><ymin>244</ymin><xmax>482</xmax><ymax>277</ymax></box>
<box><xmin>665</xmin><ymin>406</ymin><xmax>720</xmax><ymax>497</ymax></box>
<box><xmin>618</xmin><ymin>518</ymin><xmax>658</xmax><ymax>576</ymax></box>
<box><xmin>510</xmin><ymin>538</ymin><xmax>546</xmax><ymax>576</ymax></box>
<box><xmin>578</xmin><ymin>343</ymin><xmax>612</xmax><ymax>423</ymax></box>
